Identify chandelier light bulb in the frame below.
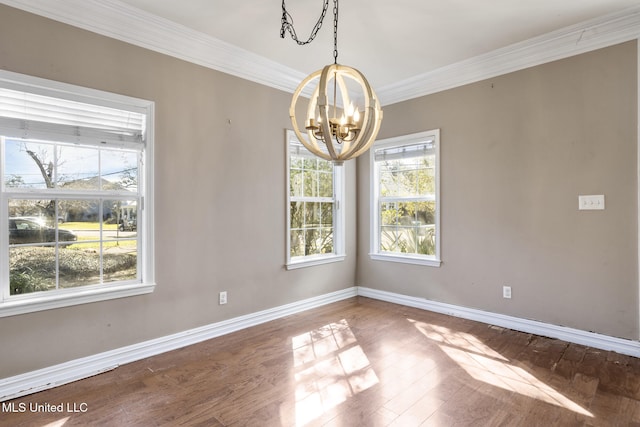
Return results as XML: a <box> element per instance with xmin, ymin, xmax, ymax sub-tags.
<box><xmin>289</xmin><ymin>64</ymin><xmax>383</xmax><ymax>164</ymax></box>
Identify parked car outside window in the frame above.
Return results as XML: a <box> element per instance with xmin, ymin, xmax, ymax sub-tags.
<box><xmin>9</xmin><ymin>217</ymin><xmax>77</xmax><ymax>246</ymax></box>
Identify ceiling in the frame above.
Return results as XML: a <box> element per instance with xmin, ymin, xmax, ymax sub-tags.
<box><xmin>2</xmin><ymin>0</ymin><xmax>640</xmax><ymax>104</ymax></box>
<box><xmin>115</xmin><ymin>0</ymin><xmax>638</xmax><ymax>87</ymax></box>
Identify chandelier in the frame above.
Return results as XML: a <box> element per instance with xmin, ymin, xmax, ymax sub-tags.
<box><xmin>281</xmin><ymin>0</ymin><xmax>383</xmax><ymax>164</ymax></box>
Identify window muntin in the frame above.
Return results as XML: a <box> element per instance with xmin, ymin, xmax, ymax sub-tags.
<box><xmin>371</xmin><ymin>130</ymin><xmax>441</xmax><ymax>266</ymax></box>
<box><xmin>0</xmin><ymin>70</ymin><xmax>154</xmax><ymax>316</ymax></box>
<box><xmin>286</xmin><ymin>130</ymin><xmax>344</xmax><ymax>268</ymax></box>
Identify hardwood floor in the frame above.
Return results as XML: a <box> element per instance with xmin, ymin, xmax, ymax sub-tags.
<box><xmin>3</xmin><ymin>296</ymin><xmax>640</xmax><ymax>426</ymax></box>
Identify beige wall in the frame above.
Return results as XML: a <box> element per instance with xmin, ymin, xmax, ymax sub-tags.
<box><xmin>357</xmin><ymin>41</ymin><xmax>638</xmax><ymax>340</ymax></box>
<box><xmin>0</xmin><ymin>4</ymin><xmax>638</xmax><ymax>380</ymax></box>
<box><xmin>0</xmin><ymin>5</ymin><xmax>357</xmax><ymax>378</ymax></box>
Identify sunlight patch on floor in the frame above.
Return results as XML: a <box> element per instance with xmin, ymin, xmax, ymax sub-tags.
<box><xmin>292</xmin><ymin>319</ymin><xmax>379</xmax><ymax>426</ymax></box>
<box><xmin>409</xmin><ymin>319</ymin><xmax>593</xmax><ymax>418</ymax></box>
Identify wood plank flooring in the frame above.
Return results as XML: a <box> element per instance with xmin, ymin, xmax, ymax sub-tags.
<box><xmin>3</xmin><ymin>296</ymin><xmax>640</xmax><ymax>426</ymax></box>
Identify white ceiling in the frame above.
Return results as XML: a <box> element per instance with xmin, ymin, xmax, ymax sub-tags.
<box><xmin>2</xmin><ymin>0</ymin><xmax>640</xmax><ymax>104</ymax></box>
<box><xmin>114</xmin><ymin>0</ymin><xmax>638</xmax><ymax>88</ymax></box>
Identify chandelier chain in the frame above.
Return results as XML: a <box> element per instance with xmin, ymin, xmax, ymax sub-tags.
<box><xmin>280</xmin><ymin>0</ymin><xmax>329</xmax><ymax>45</ymax></box>
<box><xmin>280</xmin><ymin>0</ymin><xmax>340</xmax><ymax>64</ymax></box>
<box><xmin>332</xmin><ymin>0</ymin><xmax>339</xmax><ymax>64</ymax></box>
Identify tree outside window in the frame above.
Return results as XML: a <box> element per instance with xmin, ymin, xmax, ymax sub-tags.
<box><xmin>286</xmin><ymin>130</ymin><xmax>345</xmax><ymax>269</ymax></box>
<box><xmin>371</xmin><ymin>130</ymin><xmax>441</xmax><ymax>266</ymax></box>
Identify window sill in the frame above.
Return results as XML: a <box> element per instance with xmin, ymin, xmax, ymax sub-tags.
<box><xmin>369</xmin><ymin>253</ymin><xmax>441</xmax><ymax>267</ymax></box>
<box><xmin>286</xmin><ymin>254</ymin><xmax>346</xmax><ymax>270</ymax></box>
<box><xmin>0</xmin><ymin>282</ymin><xmax>156</xmax><ymax>318</ymax></box>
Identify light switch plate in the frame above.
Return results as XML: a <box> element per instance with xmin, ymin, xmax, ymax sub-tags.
<box><xmin>578</xmin><ymin>195</ymin><xmax>605</xmax><ymax>210</ymax></box>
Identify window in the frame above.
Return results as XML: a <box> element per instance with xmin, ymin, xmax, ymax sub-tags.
<box><xmin>370</xmin><ymin>130</ymin><xmax>441</xmax><ymax>266</ymax></box>
<box><xmin>0</xmin><ymin>71</ymin><xmax>155</xmax><ymax>316</ymax></box>
<box><xmin>286</xmin><ymin>130</ymin><xmax>345</xmax><ymax>269</ymax></box>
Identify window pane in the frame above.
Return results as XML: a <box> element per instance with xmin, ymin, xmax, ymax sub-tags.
<box><xmin>290</xmin><ymin>155</ymin><xmax>303</xmax><ymax>169</ymax></box>
<box><xmin>104</xmin><ymin>239</ymin><xmax>137</xmax><ymax>283</ymax></box>
<box><xmin>391</xmin><ymin>225</ymin><xmax>435</xmax><ymax>256</ymax></box>
<box><xmin>304</xmin><ymin>170</ymin><xmax>318</xmax><ymax>197</ymax></box>
<box><xmin>106</xmin><ymin>200</ymin><xmax>138</xmax><ymax>239</ymax></box>
<box><xmin>102</xmin><ymin>150</ymin><xmax>138</xmax><ymax>190</ymax></box>
<box><xmin>320</xmin><ymin>202</ymin><xmax>333</xmax><ymax>226</ymax></box>
<box><xmin>380</xmin><ymin>227</ymin><xmax>400</xmax><ymax>253</ymax></box>
<box><xmin>303</xmin><ymin>158</ymin><xmax>317</xmax><ymax>170</ymax></box>
<box><xmin>290</xmin><ymin>168</ymin><xmax>303</xmax><ymax>197</ymax></box>
<box><xmin>59</xmin><ymin>247</ymin><xmax>101</xmax><ymax>289</ymax></box>
<box><xmin>379</xmin><ymin>156</ymin><xmax>436</xmax><ymax>197</ymax></box>
<box><xmin>414</xmin><ymin>201</ymin><xmax>436</xmax><ymax>226</ymax></box>
<box><xmin>290</xmin><ymin>230</ymin><xmax>305</xmax><ymax>257</ymax></box>
<box><xmin>10</xmin><ymin>247</ymin><xmax>56</xmax><ymax>295</ymax></box>
<box><xmin>379</xmin><ymin>171</ymin><xmax>398</xmax><ymax>197</ymax></box>
<box><xmin>9</xmin><ymin>199</ymin><xmax>74</xmax><ymax>243</ymax></box>
<box><xmin>380</xmin><ymin>202</ymin><xmax>399</xmax><ymax>225</ymax></box>
<box><xmin>57</xmin><ymin>145</ymin><xmax>100</xmax><ymax>190</ymax></box>
<box><xmin>4</xmin><ymin>140</ymin><xmax>55</xmax><ymax>189</ymax></box>
<box><xmin>290</xmin><ymin>201</ymin><xmax>304</xmax><ymax>229</ymax></box>
<box><xmin>417</xmin><ymin>156</ymin><xmax>436</xmax><ymax>194</ymax></box>
<box><xmin>320</xmin><ymin>227</ymin><xmax>333</xmax><ymax>253</ymax></box>
<box><xmin>306</xmin><ymin>202</ymin><xmax>320</xmax><ymax>227</ymax></box>
<box><xmin>319</xmin><ymin>171</ymin><xmax>333</xmax><ymax>197</ymax></box>
<box><xmin>304</xmin><ymin>229</ymin><xmax>320</xmax><ymax>256</ymax></box>
<box><xmin>317</xmin><ymin>159</ymin><xmax>332</xmax><ymax>172</ymax></box>
<box><xmin>61</xmin><ymin>199</ymin><xmax>101</xmax><ymax>224</ymax></box>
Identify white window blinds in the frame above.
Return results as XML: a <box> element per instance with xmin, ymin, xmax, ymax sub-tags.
<box><xmin>0</xmin><ymin>87</ymin><xmax>146</xmax><ymax>147</ymax></box>
<box><xmin>374</xmin><ymin>139</ymin><xmax>435</xmax><ymax>162</ymax></box>
<box><xmin>289</xmin><ymin>138</ymin><xmax>323</xmax><ymax>159</ymax></box>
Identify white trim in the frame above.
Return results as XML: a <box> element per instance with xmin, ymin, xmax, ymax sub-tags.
<box><xmin>1</xmin><ymin>1</ymin><xmax>638</xmax><ymax>106</ymax></box>
<box><xmin>0</xmin><ymin>287</ymin><xmax>357</xmax><ymax>402</ymax></box>
<box><xmin>286</xmin><ymin>254</ymin><xmax>346</xmax><ymax>270</ymax></box>
<box><xmin>0</xmin><ymin>283</ymin><xmax>155</xmax><ymax>318</ymax></box>
<box><xmin>357</xmin><ymin>286</ymin><xmax>640</xmax><ymax>358</ymax></box>
<box><xmin>369</xmin><ymin>253</ymin><xmax>441</xmax><ymax>267</ymax></box>
<box><xmin>0</xmin><ymin>69</ymin><xmax>151</xmax><ymax>113</ymax></box>
<box><xmin>3</xmin><ymin>285</ymin><xmax>640</xmax><ymax>402</ymax></box>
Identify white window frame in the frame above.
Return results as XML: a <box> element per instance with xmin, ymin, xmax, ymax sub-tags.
<box><xmin>0</xmin><ymin>70</ymin><xmax>155</xmax><ymax>317</ymax></box>
<box><xmin>370</xmin><ymin>129</ymin><xmax>441</xmax><ymax>267</ymax></box>
<box><xmin>286</xmin><ymin>130</ymin><xmax>345</xmax><ymax>269</ymax></box>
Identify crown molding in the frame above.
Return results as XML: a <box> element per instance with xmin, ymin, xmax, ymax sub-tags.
<box><xmin>377</xmin><ymin>7</ymin><xmax>640</xmax><ymax>105</ymax></box>
<box><xmin>1</xmin><ymin>1</ymin><xmax>639</xmax><ymax>106</ymax></box>
<box><xmin>0</xmin><ymin>0</ymin><xmax>307</xmax><ymax>94</ymax></box>
<box><xmin>377</xmin><ymin>6</ymin><xmax>640</xmax><ymax>105</ymax></box>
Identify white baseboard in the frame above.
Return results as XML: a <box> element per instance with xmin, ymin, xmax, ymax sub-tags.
<box><xmin>357</xmin><ymin>286</ymin><xmax>640</xmax><ymax>358</ymax></box>
<box><xmin>3</xmin><ymin>285</ymin><xmax>639</xmax><ymax>402</ymax></box>
<box><xmin>0</xmin><ymin>287</ymin><xmax>357</xmax><ymax>402</ymax></box>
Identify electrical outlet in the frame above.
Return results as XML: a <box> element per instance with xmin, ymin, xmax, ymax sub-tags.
<box><xmin>503</xmin><ymin>286</ymin><xmax>512</xmax><ymax>299</ymax></box>
<box><xmin>219</xmin><ymin>291</ymin><xmax>227</xmax><ymax>305</ymax></box>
